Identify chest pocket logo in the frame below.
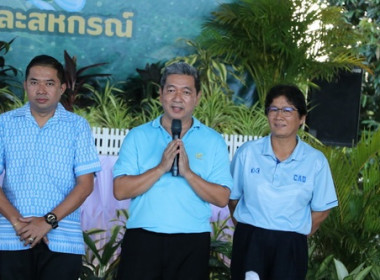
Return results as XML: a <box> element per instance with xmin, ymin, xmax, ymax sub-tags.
<box><xmin>293</xmin><ymin>174</ymin><xmax>306</xmax><ymax>183</ymax></box>
<box><xmin>251</xmin><ymin>168</ymin><xmax>260</xmax><ymax>174</ymax></box>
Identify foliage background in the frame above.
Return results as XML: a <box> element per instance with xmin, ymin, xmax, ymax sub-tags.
<box><xmin>1</xmin><ymin>0</ymin><xmax>379</xmax><ymax>279</ymax></box>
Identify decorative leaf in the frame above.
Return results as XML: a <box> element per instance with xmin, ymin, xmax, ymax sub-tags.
<box><xmin>334</xmin><ymin>258</ymin><xmax>349</xmax><ymax>280</ymax></box>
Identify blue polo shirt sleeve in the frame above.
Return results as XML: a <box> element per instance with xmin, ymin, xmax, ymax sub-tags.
<box><xmin>311</xmin><ymin>155</ymin><xmax>338</xmax><ymax>211</ymax></box>
<box><xmin>74</xmin><ymin>118</ymin><xmax>101</xmax><ymax>176</ymax></box>
<box><xmin>113</xmin><ymin>128</ymin><xmax>139</xmax><ymax>178</ymax></box>
<box><xmin>208</xmin><ymin>134</ymin><xmax>233</xmax><ymax>190</ymax></box>
<box><xmin>229</xmin><ymin>143</ymin><xmax>245</xmax><ymax>199</ymax></box>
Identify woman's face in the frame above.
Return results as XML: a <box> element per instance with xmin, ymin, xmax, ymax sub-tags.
<box><xmin>267</xmin><ymin>95</ymin><xmax>305</xmax><ymax>140</ymax></box>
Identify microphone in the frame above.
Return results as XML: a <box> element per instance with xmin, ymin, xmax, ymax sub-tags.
<box><xmin>171</xmin><ymin>119</ymin><xmax>182</xmax><ymax>176</ymax></box>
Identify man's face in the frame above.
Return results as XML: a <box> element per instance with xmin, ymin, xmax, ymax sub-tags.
<box><xmin>160</xmin><ymin>74</ymin><xmax>201</xmax><ymax>125</ymax></box>
<box><xmin>24</xmin><ymin>65</ymin><xmax>66</xmax><ymax>116</ymax></box>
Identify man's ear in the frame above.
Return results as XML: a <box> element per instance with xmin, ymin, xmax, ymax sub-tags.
<box><xmin>60</xmin><ymin>83</ymin><xmax>67</xmax><ymax>95</ymax></box>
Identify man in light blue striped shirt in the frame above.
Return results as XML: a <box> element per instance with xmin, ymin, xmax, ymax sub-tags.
<box><xmin>0</xmin><ymin>55</ymin><xmax>101</xmax><ymax>280</ymax></box>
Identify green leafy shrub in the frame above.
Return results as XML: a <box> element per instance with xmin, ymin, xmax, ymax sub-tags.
<box><xmin>80</xmin><ymin>209</ymin><xmax>128</xmax><ymax>280</ymax></box>
<box><xmin>62</xmin><ymin>50</ymin><xmax>110</xmax><ymax>111</ymax></box>
<box><xmin>209</xmin><ymin>213</ymin><xmax>234</xmax><ymax>280</ymax></box>
<box><xmin>197</xmin><ymin>0</ymin><xmax>371</xmax><ymax>106</ymax></box>
<box><xmin>0</xmin><ymin>38</ymin><xmax>22</xmax><ymax>113</ymax></box>
<box><xmin>309</xmin><ymin>129</ymin><xmax>380</xmax><ymax>278</ymax></box>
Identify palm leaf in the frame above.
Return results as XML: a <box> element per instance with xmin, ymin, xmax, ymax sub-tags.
<box><xmin>197</xmin><ymin>0</ymin><xmax>370</xmax><ymax>106</ymax></box>
<box><xmin>311</xmin><ymin>129</ymin><xmax>380</xmax><ymax>271</ymax></box>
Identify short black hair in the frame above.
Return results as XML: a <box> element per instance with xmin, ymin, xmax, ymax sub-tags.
<box><xmin>25</xmin><ymin>55</ymin><xmax>65</xmax><ymax>84</ymax></box>
<box><xmin>265</xmin><ymin>84</ymin><xmax>307</xmax><ymax>117</ymax></box>
<box><xmin>160</xmin><ymin>62</ymin><xmax>201</xmax><ymax>93</ymax></box>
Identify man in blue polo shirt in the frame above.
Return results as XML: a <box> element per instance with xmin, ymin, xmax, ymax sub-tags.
<box><xmin>229</xmin><ymin>84</ymin><xmax>338</xmax><ymax>280</ymax></box>
<box><xmin>113</xmin><ymin>62</ymin><xmax>233</xmax><ymax>280</ymax></box>
<box><xmin>0</xmin><ymin>55</ymin><xmax>101</xmax><ymax>280</ymax></box>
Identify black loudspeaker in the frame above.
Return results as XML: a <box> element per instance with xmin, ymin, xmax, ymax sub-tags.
<box><xmin>307</xmin><ymin>69</ymin><xmax>363</xmax><ymax>147</ymax></box>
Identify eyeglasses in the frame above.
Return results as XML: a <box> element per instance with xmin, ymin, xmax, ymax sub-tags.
<box><xmin>266</xmin><ymin>106</ymin><xmax>298</xmax><ymax>117</ymax></box>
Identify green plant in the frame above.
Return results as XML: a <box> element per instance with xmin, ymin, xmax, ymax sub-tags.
<box><xmin>73</xmin><ymin>106</ymin><xmax>100</xmax><ymax>128</ymax></box>
<box><xmin>194</xmin><ymin>84</ymin><xmax>237</xmax><ymax>133</ymax></box>
<box><xmin>134</xmin><ymin>96</ymin><xmax>163</xmax><ymax>125</ymax></box>
<box><xmin>334</xmin><ymin>258</ymin><xmax>372</xmax><ymax>280</ymax></box>
<box><xmin>309</xmin><ymin>129</ymin><xmax>380</xmax><ymax>276</ymax></box>
<box><xmin>228</xmin><ymin>102</ymin><xmax>269</xmax><ymax>136</ymax></box>
<box><xmin>0</xmin><ymin>38</ymin><xmax>21</xmax><ymax>112</ymax></box>
<box><xmin>307</xmin><ymin>244</ymin><xmax>335</xmax><ymax>280</ymax></box>
<box><xmin>62</xmin><ymin>50</ymin><xmax>110</xmax><ymax>112</ymax></box>
<box><xmin>307</xmin><ymin>247</ymin><xmax>373</xmax><ymax>280</ymax></box>
<box><xmin>0</xmin><ymin>38</ymin><xmax>18</xmax><ymax>87</ymax></box>
<box><xmin>0</xmin><ymin>87</ymin><xmax>26</xmax><ymax>113</ymax></box>
<box><xmin>80</xmin><ymin>209</ymin><xmax>128</xmax><ymax>280</ymax></box>
<box><xmin>209</xmin><ymin>213</ymin><xmax>234</xmax><ymax>280</ymax></box>
<box><xmin>120</xmin><ymin>62</ymin><xmax>163</xmax><ymax>115</ymax></box>
<box><xmin>197</xmin><ymin>0</ymin><xmax>371</xmax><ymax>106</ymax></box>
<box><xmin>79</xmin><ymin>82</ymin><xmax>137</xmax><ymax>129</ymax></box>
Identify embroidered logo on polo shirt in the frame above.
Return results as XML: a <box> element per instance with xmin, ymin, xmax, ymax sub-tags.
<box><xmin>196</xmin><ymin>153</ymin><xmax>203</xmax><ymax>159</ymax></box>
<box><xmin>251</xmin><ymin>168</ymin><xmax>260</xmax><ymax>174</ymax></box>
<box><xmin>293</xmin><ymin>174</ymin><xmax>306</xmax><ymax>182</ymax></box>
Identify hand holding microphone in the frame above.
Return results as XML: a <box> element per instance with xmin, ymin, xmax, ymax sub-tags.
<box><xmin>171</xmin><ymin>119</ymin><xmax>182</xmax><ymax>176</ymax></box>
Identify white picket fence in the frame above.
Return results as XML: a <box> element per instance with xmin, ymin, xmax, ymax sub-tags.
<box><xmin>92</xmin><ymin>127</ymin><xmax>259</xmax><ymax>161</ymax></box>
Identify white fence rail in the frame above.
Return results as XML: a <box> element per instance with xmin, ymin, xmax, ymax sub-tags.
<box><xmin>92</xmin><ymin>127</ymin><xmax>259</xmax><ymax>161</ymax></box>
<box><xmin>92</xmin><ymin>127</ymin><xmax>129</xmax><ymax>156</ymax></box>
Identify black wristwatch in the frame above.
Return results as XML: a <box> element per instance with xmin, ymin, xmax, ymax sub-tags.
<box><xmin>44</xmin><ymin>212</ymin><xmax>59</xmax><ymax>229</ymax></box>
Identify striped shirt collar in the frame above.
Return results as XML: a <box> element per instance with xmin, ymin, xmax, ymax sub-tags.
<box><xmin>12</xmin><ymin>102</ymin><xmax>72</xmax><ymax>123</ymax></box>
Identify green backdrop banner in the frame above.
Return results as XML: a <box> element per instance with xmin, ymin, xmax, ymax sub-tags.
<box><xmin>0</xmin><ymin>0</ymin><xmax>229</xmax><ymax>83</ymax></box>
